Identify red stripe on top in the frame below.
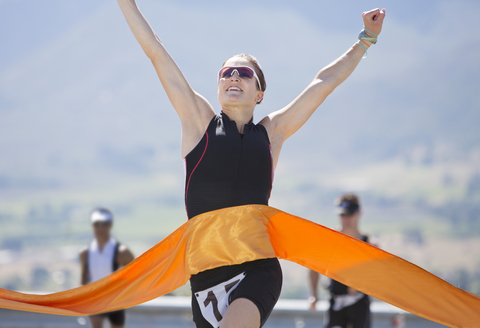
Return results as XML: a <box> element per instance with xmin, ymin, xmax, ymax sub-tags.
<box><xmin>185</xmin><ymin>132</ymin><xmax>209</xmax><ymax>218</ymax></box>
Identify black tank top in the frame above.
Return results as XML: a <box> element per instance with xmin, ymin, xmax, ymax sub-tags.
<box><xmin>184</xmin><ymin>112</ymin><xmax>273</xmax><ymax>219</ymax></box>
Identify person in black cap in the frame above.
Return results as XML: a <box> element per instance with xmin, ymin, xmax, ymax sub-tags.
<box><xmin>79</xmin><ymin>208</ymin><xmax>135</xmax><ymax>328</ymax></box>
<box><xmin>308</xmin><ymin>193</ymin><xmax>374</xmax><ymax>328</ymax></box>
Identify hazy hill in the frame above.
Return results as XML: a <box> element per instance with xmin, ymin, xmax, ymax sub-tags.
<box><xmin>1</xmin><ymin>0</ymin><xmax>479</xmax><ymax>187</ymax></box>
<box><xmin>1</xmin><ymin>0</ymin><xmax>480</xmax><ymax>295</ymax></box>
<box><xmin>1</xmin><ymin>0</ymin><xmax>479</xmax><ymax>234</ymax></box>
<box><xmin>0</xmin><ymin>0</ymin><xmax>479</xmax><ymax>221</ymax></box>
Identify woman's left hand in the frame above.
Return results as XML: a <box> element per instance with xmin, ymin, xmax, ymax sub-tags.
<box><xmin>362</xmin><ymin>8</ymin><xmax>386</xmax><ymax>36</ymax></box>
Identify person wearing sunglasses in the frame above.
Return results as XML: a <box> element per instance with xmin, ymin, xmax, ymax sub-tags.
<box><xmin>79</xmin><ymin>208</ymin><xmax>135</xmax><ymax>328</ymax></box>
<box><xmin>308</xmin><ymin>194</ymin><xmax>377</xmax><ymax>328</ymax></box>
<box><xmin>117</xmin><ymin>1</ymin><xmax>385</xmax><ymax>327</ymax></box>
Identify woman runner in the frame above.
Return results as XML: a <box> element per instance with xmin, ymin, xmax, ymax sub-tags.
<box><xmin>116</xmin><ymin>1</ymin><xmax>386</xmax><ymax>327</ymax></box>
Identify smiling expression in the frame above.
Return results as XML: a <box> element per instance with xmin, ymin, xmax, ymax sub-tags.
<box><xmin>217</xmin><ymin>57</ymin><xmax>264</xmax><ymax>108</ymax></box>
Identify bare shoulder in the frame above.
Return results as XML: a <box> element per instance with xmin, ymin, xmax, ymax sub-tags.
<box><xmin>117</xmin><ymin>244</ymin><xmax>135</xmax><ymax>264</ymax></box>
<box><xmin>118</xmin><ymin>244</ymin><xmax>131</xmax><ymax>254</ymax></box>
<box><xmin>259</xmin><ymin>112</ymin><xmax>287</xmax><ymax>169</ymax></box>
<box><xmin>258</xmin><ymin>112</ymin><xmax>277</xmax><ymax>136</ymax></box>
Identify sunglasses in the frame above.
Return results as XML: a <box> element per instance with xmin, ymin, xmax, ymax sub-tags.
<box><xmin>218</xmin><ymin>66</ymin><xmax>262</xmax><ymax>91</ymax></box>
<box><xmin>93</xmin><ymin>221</ymin><xmax>111</xmax><ymax>227</ymax></box>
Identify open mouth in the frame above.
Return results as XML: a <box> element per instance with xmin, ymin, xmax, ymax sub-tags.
<box><xmin>227</xmin><ymin>86</ymin><xmax>242</xmax><ymax>92</ymax></box>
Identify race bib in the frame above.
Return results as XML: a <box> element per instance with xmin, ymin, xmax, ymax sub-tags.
<box><xmin>194</xmin><ymin>272</ymin><xmax>246</xmax><ymax>327</ymax></box>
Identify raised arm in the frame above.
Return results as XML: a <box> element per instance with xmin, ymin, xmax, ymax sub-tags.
<box><xmin>261</xmin><ymin>9</ymin><xmax>386</xmax><ymax>166</ymax></box>
<box><xmin>117</xmin><ymin>0</ymin><xmax>215</xmax><ymax>157</ymax></box>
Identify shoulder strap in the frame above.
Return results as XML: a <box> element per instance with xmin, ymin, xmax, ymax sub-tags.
<box><xmin>112</xmin><ymin>241</ymin><xmax>121</xmax><ymax>272</ymax></box>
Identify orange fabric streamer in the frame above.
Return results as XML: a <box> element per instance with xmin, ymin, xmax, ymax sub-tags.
<box><xmin>1</xmin><ymin>205</ymin><xmax>479</xmax><ymax>327</ymax></box>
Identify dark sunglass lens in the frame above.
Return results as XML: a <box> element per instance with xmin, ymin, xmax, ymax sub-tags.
<box><xmin>237</xmin><ymin>67</ymin><xmax>254</xmax><ymax>79</ymax></box>
<box><xmin>220</xmin><ymin>67</ymin><xmax>234</xmax><ymax>78</ymax></box>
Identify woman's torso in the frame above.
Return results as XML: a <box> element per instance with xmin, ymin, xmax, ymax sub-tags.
<box><xmin>184</xmin><ymin>112</ymin><xmax>277</xmax><ymax>289</ymax></box>
<box><xmin>184</xmin><ymin>112</ymin><xmax>273</xmax><ymax>219</ymax></box>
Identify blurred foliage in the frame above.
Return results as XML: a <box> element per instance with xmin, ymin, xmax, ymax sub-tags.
<box><xmin>427</xmin><ymin>173</ymin><xmax>480</xmax><ymax>237</ymax></box>
<box><xmin>431</xmin><ymin>201</ymin><xmax>480</xmax><ymax>237</ymax></box>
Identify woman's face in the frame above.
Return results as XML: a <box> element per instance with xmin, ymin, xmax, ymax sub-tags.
<box><xmin>217</xmin><ymin>57</ymin><xmax>263</xmax><ymax>109</ymax></box>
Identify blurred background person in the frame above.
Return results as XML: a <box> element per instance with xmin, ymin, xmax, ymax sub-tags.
<box><xmin>79</xmin><ymin>208</ymin><xmax>135</xmax><ymax>328</ymax></box>
<box><xmin>309</xmin><ymin>193</ymin><xmax>376</xmax><ymax>328</ymax></box>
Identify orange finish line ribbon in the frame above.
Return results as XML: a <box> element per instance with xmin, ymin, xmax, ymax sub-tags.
<box><xmin>1</xmin><ymin>205</ymin><xmax>479</xmax><ymax>327</ymax></box>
